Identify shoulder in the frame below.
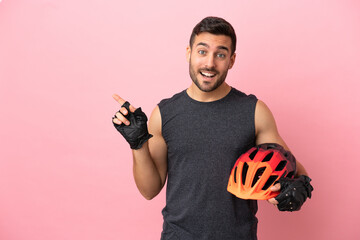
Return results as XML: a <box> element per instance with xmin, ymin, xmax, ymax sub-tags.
<box><xmin>255</xmin><ymin>99</ymin><xmax>270</xmax><ymax>112</ymax></box>
<box><xmin>254</xmin><ymin>99</ymin><xmax>278</xmax><ymax>136</ymax></box>
<box><xmin>229</xmin><ymin>87</ymin><xmax>258</xmax><ymax>102</ymax></box>
<box><xmin>157</xmin><ymin>90</ymin><xmax>188</xmax><ymax>121</ymax></box>
<box><xmin>255</xmin><ymin>100</ymin><xmax>275</xmax><ymax>123</ymax></box>
<box><xmin>149</xmin><ymin>90</ymin><xmax>186</xmax><ymax>132</ymax></box>
<box><xmin>254</xmin><ymin>100</ymin><xmax>289</xmax><ymax>149</ymax></box>
<box><xmin>158</xmin><ymin>90</ymin><xmax>186</xmax><ymax>109</ymax></box>
<box><xmin>149</xmin><ymin>105</ymin><xmax>162</xmax><ymax>133</ymax></box>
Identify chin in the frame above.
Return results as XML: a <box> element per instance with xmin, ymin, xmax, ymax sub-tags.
<box><xmin>198</xmin><ymin>83</ymin><xmax>218</xmax><ymax>92</ymax></box>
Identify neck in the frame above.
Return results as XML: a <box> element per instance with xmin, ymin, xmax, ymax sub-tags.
<box><xmin>186</xmin><ymin>82</ymin><xmax>232</xmax><ymax>102</ymax></box>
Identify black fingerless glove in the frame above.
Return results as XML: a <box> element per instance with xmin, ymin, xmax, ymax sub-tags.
<box><xmin>113</xmin><ymin>101</ymin><xmax>153</xmax><ymax>150</ymax></box>
<box><xmin>275</xmin><ymin>175</ymin><xmax>313</xmax><ymax>212</ymax></box>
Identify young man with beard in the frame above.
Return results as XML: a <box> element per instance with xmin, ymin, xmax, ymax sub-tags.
<box><xmin>112</xmin><ymin>17</ymin><xmax>313</xmax><ymax>240</ymax></box>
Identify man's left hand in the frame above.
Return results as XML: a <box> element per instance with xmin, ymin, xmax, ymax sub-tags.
<box><xmin>268</xmin><ymin>183</ymin><xmax>281</xmax><ymax>206</ymax></box>
<box><xmin>267</xmin><ymin>176</ymin><xmax>314</xmax><ymax>212</ymax></box>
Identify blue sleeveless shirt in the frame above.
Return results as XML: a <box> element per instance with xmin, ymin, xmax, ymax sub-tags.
<box><xmin>158</xmin><ymin>88</ymin><xmax>258</xmax><ymax>240</ymax></box>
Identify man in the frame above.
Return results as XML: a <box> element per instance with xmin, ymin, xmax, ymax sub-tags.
<box><xmin>112</xmin><ymin>17</ymin><xmax>313</xmax><ymax>240</ymax></box>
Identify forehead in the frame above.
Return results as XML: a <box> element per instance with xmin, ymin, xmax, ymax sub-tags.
<box><xmin>192</xmin><ymin>32</ymin><xmax>232</xmax><ymax>49</ymax></box>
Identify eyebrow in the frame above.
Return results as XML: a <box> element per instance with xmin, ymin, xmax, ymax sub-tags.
<box><xmin>196</xmin><ymin>42</ymin><xmax>229</xmax><ymax>52</ymax></box>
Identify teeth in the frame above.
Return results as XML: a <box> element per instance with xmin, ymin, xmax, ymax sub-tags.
<box><xmin>201</xmin><ymin>71</ymin><xmax>215</xmax><ymax>77</ymax></box>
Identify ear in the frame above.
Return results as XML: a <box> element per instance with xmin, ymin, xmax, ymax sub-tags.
<box><xmin>186</xmin><ymin>45</ymin><xmax>191</xmax><ymax>62</ymax></box>
<box><xmin>228</xmin><ymin>53</ymin><xmax>236</xmax><ymax>69</ymax></box>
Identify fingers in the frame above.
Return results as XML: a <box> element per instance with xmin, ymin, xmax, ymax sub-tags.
<box><xmin>266</xmin><ymin>183</ymin><xmax>281</xmax><ymax>207</ymax></box>
<box><xmin>112</xmin><ymin>94</ymin><xmax>137</xmax><ymax>112</ymax></box>
<box><xmin>267</xmin><ymin>198</ymin><xmax>279</xmax><ymax>205</ymax></box>
<box><xmin>112</xmin><ymin>93</ymin><xmax>126</xmax><ymax>105</ymax></box>
<box><xmin>270</xmin><ymin>183</ymin><xmax>281</xmax><ymax>192</ymax></box>
<box><xmin>112</xmin><ymin>94</ymin><xmax>137</xmax><ymax>126</ymax></box>
<box><xmin>113</xmin><ymin>111</ymin><xmax>130</xmax><ymax>126</ymax></box>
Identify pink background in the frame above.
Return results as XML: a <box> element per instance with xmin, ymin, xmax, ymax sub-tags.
<box><xmin>1</xmin><ymin>0</ymin><xmax>359</xmax><ymax>239</ymax></box>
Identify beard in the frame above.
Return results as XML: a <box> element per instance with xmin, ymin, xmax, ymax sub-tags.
<box><xmin>188</xmin><ymin>60</ymin><xmax>229</xmax><ymax>93</ymax></box>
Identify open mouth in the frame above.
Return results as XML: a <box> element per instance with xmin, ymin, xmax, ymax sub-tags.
<box><xmin>200</xmin><ymin>71</ymin><xmax>216</xmax><ymax>78</ymax></box>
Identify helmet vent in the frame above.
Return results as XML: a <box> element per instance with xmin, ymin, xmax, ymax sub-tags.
<box><xmin>251</xmin><ymin>167</ymin><xmax>266</xmax><ymax>187</ymax></box>
<box><xmin>242</xmin><ymin>163</ymin><xmax>249</xmax><ymax>185</ymax></box>
<box><xmin>249</xmin><ymin>149</ymin><xmax>258</xmax><ymax>160</ymax></box>
<box><xmin>262</xmin><ymin>152</ymin><xmax>274</xmax><ymax>162</ymax></box>
<box><xmin>286</xmin><ymin>171</ymin><xmax>295</xmax><ymax>179</ymax></box>
<box><xmin>262</xmin><ymin>175</ymin><xmax>278</xmax><ymax>190</ymax></box>
<box><xmin>275</xmin><ymin>160</ymin><xmax>287</xmax><ymax>171</ymax></box>
<box><xmin>234</xmin><ymin>167</ymin><xmax>238</xmax><ymax>183</ymax></box>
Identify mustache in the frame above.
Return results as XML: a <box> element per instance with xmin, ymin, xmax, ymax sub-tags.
<box><xmin>199</xmin><ymin>68</ymin><xmax>218</xmax><ymax>74</ymax></box>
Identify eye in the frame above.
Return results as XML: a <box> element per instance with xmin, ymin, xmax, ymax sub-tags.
<box><xmin>198</xmin><ymin>50</ymin><xmax>206</xmax><ymax>55</ymax></box>
<box><xmin>217</xmin><ymin>53</ymin><xmax>226</xmax><ymax>58</ymax></box>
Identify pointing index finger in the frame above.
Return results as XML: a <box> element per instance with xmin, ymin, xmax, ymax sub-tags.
<box><xmin>112</xmin><ymin>94</ymin><xmax>125</xmax><ymax>105</ymax></box>
<box><xmin>112</xmin><ymin>94</ymin><xmax>137</xmax><ymax>112</ymax></box>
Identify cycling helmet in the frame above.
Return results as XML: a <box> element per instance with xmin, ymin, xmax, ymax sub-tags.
<box><xmin>227</xmin><ymin>143</ymin><xmax>296</xmax><ymax>200</ymax></box>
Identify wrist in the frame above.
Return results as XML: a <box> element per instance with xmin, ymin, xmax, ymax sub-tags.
<box><xmin>132</xmin><ymin>140</ymin><xmax>149</xmax><ymax>152</ymax></box>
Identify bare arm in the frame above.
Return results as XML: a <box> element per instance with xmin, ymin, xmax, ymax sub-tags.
<box><xmin>132</xmin><ymin>106</ymin><xmax>168</xmax><ymax>200</ymax></box>
<box><xmin>255</xmin><ymin>100</ymin><xmax>311</xmax><ymax>205</ymax></box>
<box><xmin>255</xmin><ymin>100</ymin><xmax>308</xmax><ymax>177</ymax></box>
<box><xmin>112</xmin><ymin>95</ymin><xmax>168</xmax><ymax>200</ymax></box>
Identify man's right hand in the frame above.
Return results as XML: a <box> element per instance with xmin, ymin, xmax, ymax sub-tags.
<box><xmin>112</xmin><ymin>94</ymin><xmax>168</xmax><ymax>200</ymax></box>
<box><xmin>112</xmin><ymin>94</ymin><xmax>137</xmax><ymax>125</ymax></box>
<box><xmin>112</xmin><ymin>94</ymin><xmax>153</xmax><ymax>150</ymax></box>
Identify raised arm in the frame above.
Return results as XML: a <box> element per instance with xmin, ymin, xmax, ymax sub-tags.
<box><xmin>112</xmin><ymin>94</ymin><xmax>168</xmax><ymax>200</ymax></box>
<box><xmin>132</xmin><ymin>106</ymin><xmax>168</xmax><ymax>200</ymax></box>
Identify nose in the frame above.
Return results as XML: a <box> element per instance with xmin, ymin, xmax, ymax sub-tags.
<box><xmin>205</xmin><ymin>54</ymin><xmax>215</xmax><ymax>69</ymax></box>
